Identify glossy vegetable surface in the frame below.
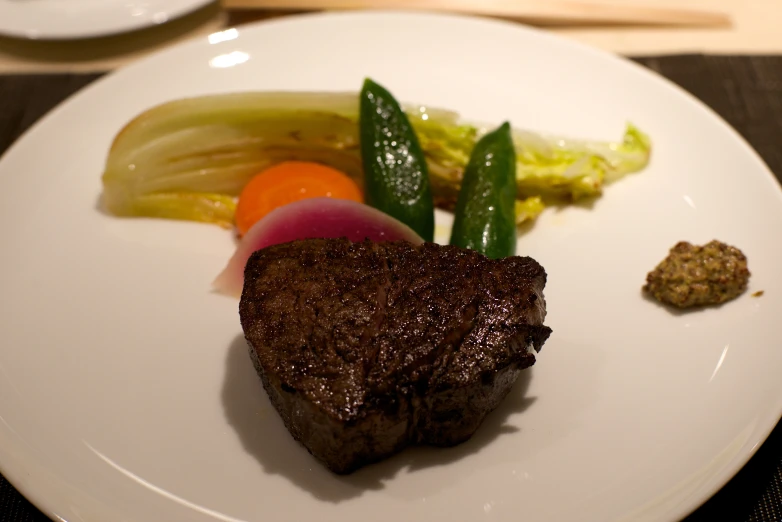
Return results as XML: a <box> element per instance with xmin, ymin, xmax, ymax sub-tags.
<box><xmin>359</xmin><ymin>79</ymin><xmax>434</xmax><ymax>242</ymax></box>
<box><xmin>449</xmin><ymin>122</ymin><xmax>517</xmax><ymax>259</ymax></box>
<box><xmin>235</xmin><ymin>161</ymin><xmax>362</xmax><ymax>236</ymax></box>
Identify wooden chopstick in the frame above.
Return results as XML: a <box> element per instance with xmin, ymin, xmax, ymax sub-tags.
<box><xmin>220</xmin><ymin>0</ymin><xmax>732</xmax><ymax>28</ymax></box>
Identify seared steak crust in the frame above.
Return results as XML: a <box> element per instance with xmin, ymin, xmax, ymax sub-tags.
<box><xmin>240</xmin><ymin>238</ymin><xmax>552</xmax><ymax>474</ymax></box>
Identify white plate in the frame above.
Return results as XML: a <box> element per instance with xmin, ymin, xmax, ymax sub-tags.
<box><xmin>0</xmin><ymin>0</ymin><xmax>212</xmax><ymax>40</ymax></box>
<box><xmin>1</xmin><ymin>11</ymin><xmax>781</xmax><ymax>522</ymax></box>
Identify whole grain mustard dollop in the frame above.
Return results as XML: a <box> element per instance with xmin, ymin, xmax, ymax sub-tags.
<box><xmin>644</xmin><ymin>240</ymin><xmax>750</xmax><ymax>308</ymax></box>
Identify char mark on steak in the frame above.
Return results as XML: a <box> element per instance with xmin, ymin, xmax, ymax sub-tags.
<box><xmin>239</xmin><ymin>238</ymin><xmax>552</xmax><ymax>474</ymax></box>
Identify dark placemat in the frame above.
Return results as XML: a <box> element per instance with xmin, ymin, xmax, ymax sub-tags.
<box><xmin>0</xmin><ymin>55</ymin><xmax>781</xmax><ymax>522</ymax></box>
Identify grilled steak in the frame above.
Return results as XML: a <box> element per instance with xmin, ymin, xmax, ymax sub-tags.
<box><xmin>239</xmin><ymin>238</ymin><xmax>552</xmax><ymax>474</ymax></box>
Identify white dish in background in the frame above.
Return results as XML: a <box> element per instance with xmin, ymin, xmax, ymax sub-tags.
<box><xmin>0</xmin><ymin>0</ymin><xmax>213</xmax><ymax>40</ymax></box>
<box><xmin>0</xmin><ymin>11</ymin><xmax>781</xmax><ymax>522</ymax></box>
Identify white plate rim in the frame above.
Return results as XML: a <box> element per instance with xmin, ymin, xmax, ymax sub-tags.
<box><xmin>0</xmin><ymin>0</ymin><xmax>214</xmax><ymax>40</ymax></box>
<box><xmin>0</xmin><ymin>10</ymin><xmax>780</xmax><ymax>522</ymax></box>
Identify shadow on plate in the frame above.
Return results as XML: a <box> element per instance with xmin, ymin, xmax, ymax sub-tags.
<box><xmin>222</xmin><ymin>334</ymin><xmax>536</xmax><ymax>503</ymax></box>
<box><xmin>549</xmin><ymin>196</ymin><xmax>598</xmax><ymax>213</ymax></box>
<box><xmin>639</xmin><ymin>287</ymin><xmax>736</xmax><ymax>316</ymax></box>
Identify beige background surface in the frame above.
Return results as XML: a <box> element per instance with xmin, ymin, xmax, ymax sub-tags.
<box><xmin>0</xmin><ymin>0</ymin><xmax>779</xmax><ymax>73</ymax></box>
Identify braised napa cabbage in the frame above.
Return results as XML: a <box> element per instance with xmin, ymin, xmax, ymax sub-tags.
<box><xmin>101</xmin><ymin>91</ymin><xmax>651</xmax><ymax>228</ymax></box>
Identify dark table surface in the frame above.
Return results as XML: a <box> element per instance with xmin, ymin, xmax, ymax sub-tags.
<box><xmin>1</xmin><ymin>55</ymin><xmax>782</xmax><ymax>521</ymax></box>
